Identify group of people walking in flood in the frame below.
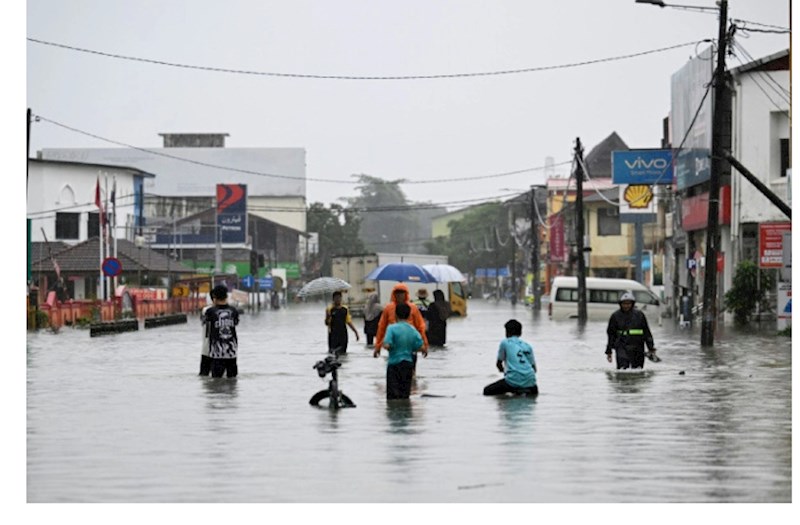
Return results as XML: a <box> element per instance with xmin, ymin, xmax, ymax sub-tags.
<box><xmin>198</xmin><ymin>283</ymin><xmax>658</xmax><ymax>403</ymax></box>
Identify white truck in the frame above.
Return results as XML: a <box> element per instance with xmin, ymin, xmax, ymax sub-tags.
<box><xmin>331</xmin><ymin>252</ymin><xmax>467</xmax><ymax>317</ymax></box>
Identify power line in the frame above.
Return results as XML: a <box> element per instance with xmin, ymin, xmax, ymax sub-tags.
<box><xmin>730</xmin><ymin>18</ymin><xmax>790</xmax><ymax>32</ymax></box>
<box><xmin>27</xmin><ymin>189</ymin><xmax>520</xmax><ymax>218</ymax></box>
<box><xmin>730</xmin><ymin>40</ymin><xmax>791</xmax><ymax>107</ymax></box>
<box><xmin>27</xmin><ymin>37</ymin><xmax>704</xmax><ymax>81</ymax></box>
<box><xmin>33</xmin><ymin>114</ymin><xmax>571</xmax><ymax>186</ymax></box>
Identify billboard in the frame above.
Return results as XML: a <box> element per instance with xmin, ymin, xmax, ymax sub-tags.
<box><xmin>217</xmin><ymin>184</ymin><xmax>247</xmax><ymax>244</ymax></box>
<box><xmin>671</xmin><ymin>46</ymin><xmax>714</xmax><ymax>190</ymax></box>
<box><xmin>612</xmin><ymin>150</ymin><xmax>674</xmax><ymax>185</ymax></box>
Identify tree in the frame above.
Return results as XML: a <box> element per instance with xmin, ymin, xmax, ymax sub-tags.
<box><xmin>724</xmin><ymin>260</ymin><xmax>774</xmax><ymax>326</ymax></box>
<box><xmin>347</xmin><ymin>175</ymin><xmax>417</xmax><ymax>253</ymax></box>
<box><xmin>437</xmin><ymin>202</ymin><xmax>514</xmax><ymax>274</ymax></box>
<box><xmin>306</xmin><ymin>202</ymin><xmax>365</xmax><ymax>276</ymax></box>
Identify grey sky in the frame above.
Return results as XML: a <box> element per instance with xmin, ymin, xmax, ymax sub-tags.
<box><xmin>25</xmin><ymin>0</ymin><xmax>791</xmax><ymax>208</ymax></box>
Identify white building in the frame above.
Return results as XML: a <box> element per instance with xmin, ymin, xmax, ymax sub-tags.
<box><xmin>39</xmin><ymin>134</ymin><xmax>307</xmax><ymax>234</ymax></box>
<box><xmin>729</xmin><ymin>49</ymin><xmax>791</xmax><ymax>259</ymax></box>
<box><xmin>27</xmin><ymin>158</ymin><xmax>153</xmax><ymax>244</ymax></box>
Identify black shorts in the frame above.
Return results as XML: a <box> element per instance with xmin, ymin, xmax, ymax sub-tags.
<box><xmin>199</xmin><ymin>354</ymin><xmax>212</xmax><ymax>376</ymax></box>
<box><xmin>328</xmin><ymin>332</ymin><xmax>348</xmax><ymax>354</ymax></box>
<box><xmin>615</xmin><ymin>347</ymin><xmax>646</xmax><ymax>369</ymax></box>
<box><xmin>483</xmin><ymin>378</ymin><xmax>538</xmax><ymax>396</ymax></box>
<box><xmin>211</xmin><ymin>358</ymin><xmax>238</xmax><ymax>378</ymax></box>
<box><xmin>386</xmin><ymin>360</ymin><xmax>415</xmax><ymax>400</ymax></box>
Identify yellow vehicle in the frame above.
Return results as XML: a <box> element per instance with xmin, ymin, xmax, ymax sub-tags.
<box><xmin>446</xmin><ymin>281</ymin><xmax>468</xmax><ymax>317</ymax></box>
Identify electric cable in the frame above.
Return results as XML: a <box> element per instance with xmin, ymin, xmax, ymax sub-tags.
<box><xmin>27</xmin><ymin>38</ymin><xmax>703</xmax><ymax>81</ymax></box>
<box><xmin>33</xmin><ymin>113</ymin><xmax>571</xmax><ymax>186</ymax></box>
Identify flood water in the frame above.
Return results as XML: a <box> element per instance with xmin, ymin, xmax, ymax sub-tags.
<box><xmin>26</xmin><ymin>300</ymin><xmax>792</xmax><ymax>503</ymax></box>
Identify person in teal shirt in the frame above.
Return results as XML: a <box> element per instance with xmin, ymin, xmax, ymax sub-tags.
<box><xmin>374</xmin><ymin>303</ymin><xmax>426</xmax><ymax>399</ymax></box>
<box><xmin>483</xmin><ymin>319</ymin><xmax>538</xmax><ymax>396</ymax></box>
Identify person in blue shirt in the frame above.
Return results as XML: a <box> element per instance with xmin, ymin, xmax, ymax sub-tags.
<box><xmin>374</xmin><ymin>302</ymin><xmax>426</xmax><ymax>400</ymax></box>
<box><xmin>483</xmin><ymin>319</ymin><xmax>538</xmax><ymax>396</ymax></box>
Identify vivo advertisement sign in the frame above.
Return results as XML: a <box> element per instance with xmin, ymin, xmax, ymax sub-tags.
<box><xmin>612</xmin><ymin>150</ymin><xmax>674</xmax><ymax>185</ymax></box>
<box><xmin>217</xmin><ymin>184</ymin><xmax>247</xmax><ymax>244</ymax></box>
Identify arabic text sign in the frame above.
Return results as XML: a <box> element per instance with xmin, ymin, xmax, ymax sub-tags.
<box><xmin>612</xmin><ymin>150</ymin><xmax>674</xmax><ymax>185</ymax></box>
<box><xmin>217</xmin><ymin>184</ymin><xmax>247</xmax><ymax>244</ymax></box>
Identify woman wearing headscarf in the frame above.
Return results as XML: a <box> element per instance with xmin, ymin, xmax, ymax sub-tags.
<box><xmin>427</xmin><ymin>289</ymin><xmax>452</xmax><ymax>346</ymax></box>
<box><xmin>363</xmin><ymin>292</ymin><xmax>383</xmax><ymax>347</ymax></box>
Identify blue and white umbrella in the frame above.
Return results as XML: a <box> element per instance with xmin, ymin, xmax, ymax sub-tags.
<box><xmin>365</xmin><ymin>262</ymin><xmax>438</xmax><ymax>283</ymax></box>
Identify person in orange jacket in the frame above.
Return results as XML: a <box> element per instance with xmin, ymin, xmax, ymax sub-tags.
<box><xmin>374</xmin><ymin>283</ymin><xmax>429</xmax><ymax>365</ymax></box>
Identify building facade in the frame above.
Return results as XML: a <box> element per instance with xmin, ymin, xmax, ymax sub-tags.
<box><xmin>27</xmin><ymin>158</ymin><xmax>152</xmax><ymax>245</ymax></box>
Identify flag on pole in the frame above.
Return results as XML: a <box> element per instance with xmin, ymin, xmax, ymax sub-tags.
<box><xmin>111</xmin><ymin>176</ymin><xmax>117</xmax><ymax>241</ymax></box>
<box><xmin>111</xmin><ymin>177</ymin><xmax>116</xmax><ymax>209</ymax></box>
<box><xmin>104</xmin><ymin>175</ymin><xmax>110</xmax><ymax>246</ymax></box>
<box><xmin>95</xmin><ymin>176</ymin><xmax>106</xmax><ymax>227</ymax></box>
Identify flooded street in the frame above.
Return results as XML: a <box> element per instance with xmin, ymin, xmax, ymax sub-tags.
<box><xmin>27</xmin><ymin>300</ymin><xmax>791</xmax><ymax>503</ymax></box>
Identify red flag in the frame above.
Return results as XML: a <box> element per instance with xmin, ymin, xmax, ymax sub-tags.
<box><xmin>95</xmin><ymin>177</ymin><xmax>106</xmax><ymax>226</ymax></box>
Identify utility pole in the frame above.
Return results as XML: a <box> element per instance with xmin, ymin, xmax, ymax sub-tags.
<box><xmin>214</xmin><ymin>207</ymin><xmax>222</xmax><ymax>275</ymax></box>
<box><xmin>575</xmin><ymin>138</ymin><xmax>588</xmax><ymax>324</ymax></box>
<box><xmin>530</xmin><ymin>186</ymin><xmax>542</xmax><ymax>311</ymax></box>
<box><xmin>701</xmin><ymin>0</ymin><xmax>729</xmax><ymax>347</ymax></box>
<box><xmin>510</xmin><ymin>209</ymin><xmax>517</xmax><ymax>305</ymax></box>
<box><xmin>27</xmin><ymin>108</ymin><xmax>31</xmax><ymax>192</ymax></box>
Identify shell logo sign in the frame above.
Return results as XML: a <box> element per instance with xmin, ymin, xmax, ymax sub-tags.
<box><xmin>624</xmin><ymin>185</ymin><xmax>654</xmax><ymax>208</ymax></box>
<box><xmin>619</xmin><ymin>184</ymin><xmax>655</xmax><ymax>214</ymax></box>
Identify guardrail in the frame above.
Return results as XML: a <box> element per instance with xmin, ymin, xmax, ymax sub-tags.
<box><xmin>31</xmin><ymin>297</ymin><xmax>205</xmax><ymax>331</ymax></box>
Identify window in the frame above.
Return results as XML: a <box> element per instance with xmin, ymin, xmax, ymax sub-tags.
<box><xmin>633</xmin><ymin>290</ymin><xmax>659</xmax><ymax>305</ymax></box>
<box><xmin>780</xmin><ymin>138</ymin><xmax>790</xmax><ymax>177</ymax></box>
<box><xmin>88</xmin><ymin>213</ymin><xmax>100</xmax><ymax>238</ymax></box>
<box><xmin>555</xmin><ymin>288</ymin><xmax>577</xmax><ymax>302</ymax></box>
<box><xmin>589</xmin><ymin>289</ymin><xmax>621</xmax><ymax>304</ymax></box>
<box><xmin>55</xmin><ymin>213</ymin><xmax>80</xmax><ymax>240</ymax></box>
<box><xmin>597</xmin><ymin>207</ymin><xmax>621</xmax><ymax>236</ymax></box>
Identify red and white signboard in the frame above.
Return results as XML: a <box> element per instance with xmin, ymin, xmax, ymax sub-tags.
<box><xmin>549</xmin><ymin>214</ymin><xmax>566</xmax><ymax>263</ymax></box>
<box><xmin>759</xmin><ymin>222</ymin><xmax>792</xmax><ymax>268</ymax></box>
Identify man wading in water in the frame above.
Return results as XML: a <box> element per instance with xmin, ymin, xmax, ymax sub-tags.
<box><xmin>605</xmin><ymin>292</ymin><xmax>658</xmax><ymax>369</ymax></box>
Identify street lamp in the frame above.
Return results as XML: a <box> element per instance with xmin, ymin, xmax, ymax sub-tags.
<box><xmin>636</xmin><ymin>0</ymin><xmax>728</xmax><ymax>346</ymax></box>
<box><xmin>635</xmin><ymin>0</ymin><xmax>719</xmax><ymax>13</ymax></box>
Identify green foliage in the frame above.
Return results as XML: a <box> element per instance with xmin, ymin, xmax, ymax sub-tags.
<box><xmin>438</xmin><ymin>202</ymin><xmax>514</xmax><ymax>274</ymax></box>
<box><xmin>347</xmin><ymin>175</ymin><xmax>418</xmax><ymax>252</ymax></box>
<box><xmin>35</xmin><ymin>310</ymin><xmax>50</xmax><ymax>329</ymax></box>
<box><xmin>777</xmin><ymin>325</ymin><xmax>791</xmax><ymax>337</ymax></box>
<box><xmin>306</xmin><ymin>202</ymin><xmax>365</xmax><ymax>276</ymax></box>
<box><xmin>724</xmin><ymin>260</ymin><xmax>774</xmax><ymax>326</ymax></box>
<box><xmin>74</xmin><ymin>317</ymin><xmax>92</xmax><ymax>328</ymax></box>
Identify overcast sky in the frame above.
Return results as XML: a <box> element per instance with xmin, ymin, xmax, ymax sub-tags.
<box><xmin>24</xmin><ymin>0</ymin><xmax>791</xmax><ymax>209</ymax></box>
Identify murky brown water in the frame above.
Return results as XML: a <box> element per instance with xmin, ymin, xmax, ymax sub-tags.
<box><xmin>26</xmin><ymin>301</ymin><xmax>791</xmax><ymax>502</ymax></box>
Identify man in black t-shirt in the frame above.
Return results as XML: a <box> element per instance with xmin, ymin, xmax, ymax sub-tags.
<box><xmin>204</xmin><ymin>285</ymin><xmax>240</xmax><ymax>378</ymax></box>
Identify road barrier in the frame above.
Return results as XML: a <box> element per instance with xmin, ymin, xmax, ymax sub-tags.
<box><xmin>89</xmin><ymin>319</ymin><xmax>139</xmax><ymax>337</ymax></box>
<box><xmin>144</xmin><ymin>314</ymin><xmax>188</xmax><ymax>329</ymax></box>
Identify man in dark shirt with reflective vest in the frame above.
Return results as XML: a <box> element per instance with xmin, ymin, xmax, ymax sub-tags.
<box><xmin>605</xmin><ymin>292</ymin><xmax>657</xmax><ymax>369</ymax></box>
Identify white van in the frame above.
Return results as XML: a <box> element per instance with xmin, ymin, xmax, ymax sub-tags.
<box><xmin>548</xmin><ymin>276</ymin><xmax>662</xmax><ymax>322</ymax></box>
